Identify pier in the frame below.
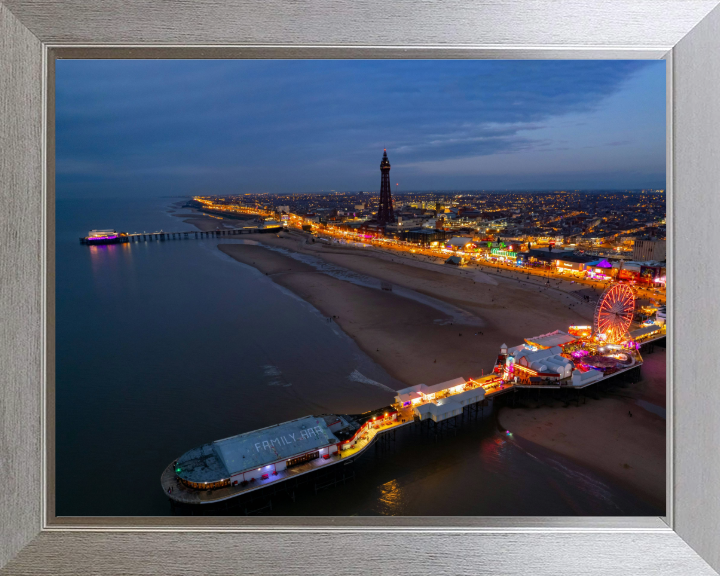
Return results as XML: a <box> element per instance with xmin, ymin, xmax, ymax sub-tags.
<box><xmin>160</xmin><ymin>408</ymin><xmax>418</xmax><ymax>506</ymax></box>
<box><xmin>160</xmin><ymin>358</ymin><xmax>646</xmax><ymax>509</ymax></box>
<box><xmin>157</xmin><ymin>247</ymin><xmax>660</xmax><ymax>512</ymax></box>
<box><xmin>160</xmin><ymin>363</ymin><xmax>638</xmax><ymax>509</ymax></box>
<box><xmin>162</xmin><ymin>361</ymin><xmax>643</xmax><ymax>514</ymax></box>
<box><xmin>80</xmin><ymin>226</ymin><xmax>281</xmax><ymax>244</ymax></box>
<box><xmin>161</xmin><ymin>396</ymin><xmax>496</xmax><ymax>509</ymax></box>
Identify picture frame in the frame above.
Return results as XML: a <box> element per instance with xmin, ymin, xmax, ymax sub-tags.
<box><xmin>1</xmin><ymin>0</ymin><xmax>719</xmax><ymax>573</ymax></box>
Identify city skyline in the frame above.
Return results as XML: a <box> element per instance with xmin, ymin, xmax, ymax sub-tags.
<box><xmin>57</xmin><ymin>60</ymin><xmax>666</xmax><ymax>198</ymax></box>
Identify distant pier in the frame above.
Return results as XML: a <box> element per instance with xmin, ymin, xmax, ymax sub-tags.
<box><xmin>80</xmin><ymin>226</ymin><xmax>282</xmax><ymax>245</ymax></box>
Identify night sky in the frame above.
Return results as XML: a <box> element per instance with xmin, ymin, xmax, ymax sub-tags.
<box><xmin>56</xmin><ymin>60</ymin><xmax>666</xmax><ymax>198</ymax></box>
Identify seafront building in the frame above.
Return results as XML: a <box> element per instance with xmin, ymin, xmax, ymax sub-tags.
<box><xmin>173</xmin><ymin>401</ymin><xmax>458</xmax><ymax>492</ymax></box>
<box><xmin>184</xmin><ymin>150</ymin><xmax>665</xmax><ymax>291</ymax></box>
<box><xmin>188</xmin><ymin>195</ymin><xmax>665</xmax><ymax>288</ymax></box>
<box><xmin>633</xmin><ymin>238</ymin><xmax>666</xmax><ymax>261</ymax></box>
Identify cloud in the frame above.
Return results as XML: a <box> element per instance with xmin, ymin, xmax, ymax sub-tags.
<box><xmin>55</xmin><ymin>60</ymin><xmax>665</xmax><ymax>196</ymax></box>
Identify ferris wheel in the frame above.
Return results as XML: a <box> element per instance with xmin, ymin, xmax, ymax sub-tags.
<box><xmin>594</xmin><ymin>284</ymin><xmax>635</xmax><ymax>343</ymax></box>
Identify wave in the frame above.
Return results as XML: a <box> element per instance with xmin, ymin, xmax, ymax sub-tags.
<box><xmin>263</xmin><ymin>365</ymin><xmax>291</xmax><ymax>387</ymax></box>
<box><xmin>348</xmin><ymin>370</ymin><xmax>396</xmax><ymax>393</ymax></box>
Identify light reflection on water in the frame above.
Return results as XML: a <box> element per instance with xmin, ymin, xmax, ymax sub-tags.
<box><xmin>263</xmin><ymin>410</ymin><xmax>661</xmax><ymax>517</ymax></box>
<box><xmin>56</xmin><ymin>198</ymin><xmax>402</xmax><ymax>516</ymax></box>
<box><xmin>375</xmin><ymin>479</ymin><xmax>405</xmax><ymax>516</ymax></box>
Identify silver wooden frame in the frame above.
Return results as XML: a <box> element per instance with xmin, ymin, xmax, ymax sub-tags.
<box><xmin>2</xmin><ymin>1</ymin><xmax>720</xmax><ymax>574</ymax></box>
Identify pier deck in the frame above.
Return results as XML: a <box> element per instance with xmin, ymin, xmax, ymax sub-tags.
<box><xmin>81</xmin><ymin>226</ymin><xmax>283</xmax><ymax>244</ymax></box>
<box><xmin>161</xmin><ymin>407</ymin><xmax>415</xmax><ymax>505</ymax></box>
<box><xmin>161</xmin><ymin>361</ymin><xmax>644</xmax><ymax>506</ymax></box>
<box><xmin>160</xmin><ymin>354</ymin><xmax>642</xmax><ymax>504</ymax></box>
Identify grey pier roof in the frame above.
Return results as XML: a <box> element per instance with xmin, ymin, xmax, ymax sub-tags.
<box><xmin>176</xmin><ymin>415</ymin><xmax>341</xmax><ymax>484</ymax></box>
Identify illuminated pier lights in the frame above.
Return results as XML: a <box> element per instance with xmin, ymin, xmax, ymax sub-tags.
<box><xmin>80</xmin><ymin>229</ymin><xmax>125</xmax><ymax>245</ymax></box>
<box><xmin>496</xmin><ymin>286</ymin><xmax>644</xmax><ymax>388</ymax></box>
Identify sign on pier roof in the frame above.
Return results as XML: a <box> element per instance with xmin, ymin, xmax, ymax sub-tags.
<box><xmin>212</xmin><ymin>416</ymin><xmax>340</xmax><ymax>476</ymax></box>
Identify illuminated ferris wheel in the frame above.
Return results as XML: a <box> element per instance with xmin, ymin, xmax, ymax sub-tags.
<box><xmin>594</xmin><ymin>284</ymin><xmax>635</xmax><ymax>343</ymax></box>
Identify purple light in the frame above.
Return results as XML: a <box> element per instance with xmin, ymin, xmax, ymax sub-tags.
<box><xmin>87</xmin><ymin>235</ymin><xmax>118</xmax><ymax>241</ymax></box>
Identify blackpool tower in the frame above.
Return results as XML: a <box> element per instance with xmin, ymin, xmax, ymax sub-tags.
<box><xmin>377</xmin><ymin>149</ymin><xmax>396</xmax><ymax>225</ymax></box>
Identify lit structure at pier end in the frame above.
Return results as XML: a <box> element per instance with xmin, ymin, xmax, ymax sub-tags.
<box><xmin>173</xmin><ymin>415</ymin><xmax>345</xmax><ymax>490</ymax></box>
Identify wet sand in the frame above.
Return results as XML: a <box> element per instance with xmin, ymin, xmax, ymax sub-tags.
<box><xmin>498</xmin><ymin>348</ymin><xmax>666</xmax><ymax>509</ymax></box>
<box><xmin>219</xmin><ymin>243</ymin><xmax>490</xmax><ymax>386</ymax></box>
<box><xmin>218</xmin><ymin>233</ymin><xmax>595</xmax><ymax>385</ymax></box>
<box><xmin>222</xmin><ymin>231</ymin><xmax>594</xmax><ymax>375</ymax></box>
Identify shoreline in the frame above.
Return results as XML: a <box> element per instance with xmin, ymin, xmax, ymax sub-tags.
<box><xmin>497</xmin><ymin>350</ymin><xmax>666</xmax><ymax>510</ymax></box>
<box><xmin>218</xmin><ymin>242</ymin><xmax>488</xmax><ymax>386</ymax></box>
<box><xmin>215</xmin><ymin>236</ymin><xmax>593</xmax><ymax>387</ymax></box>
<box><xmin>181</xmin><ymin>211</ymin><xmax>666</xmax><ymax>509</ymax></box>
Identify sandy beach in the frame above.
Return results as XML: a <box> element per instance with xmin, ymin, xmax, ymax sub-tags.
<box><xmin>180</xmin><ymin>212</ymin><xmax>665</xmax><ymax>507</ymax></box>
<box><xmin>498</xmin><ymin>348</ymin><xmax>666</xmax><ymax>509</ymax></box>
<box><xmin>217</xmin><ymin>230</ymin><xmax>592</xmax><ymax>386</ymax></box>
<box><xmin>219</xmin><ymin>242</ymin><xmax>491</xmax><ymax>385</ymax></box>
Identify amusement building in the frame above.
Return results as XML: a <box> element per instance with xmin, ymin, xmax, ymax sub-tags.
<box><xmin>162</xmin><ymin>283</ymin><xmax>665</xmax><ymax>506</ymax></box>
<box><xmin>498</xmin><ymin>283</ymin><xmax>645</xmax><ymax>388</ymax></box>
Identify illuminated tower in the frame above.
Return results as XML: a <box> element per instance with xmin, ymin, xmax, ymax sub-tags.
<box><xmin>377</xmin><ymin>149</ymin><xmax>395</xmax><ymax>225</ymax></box>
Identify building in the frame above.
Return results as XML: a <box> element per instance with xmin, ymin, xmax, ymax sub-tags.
<box><xmin>174</xmin><ymin>415</ymin><xmax>343</xmax><ymax>489</ymax></box>
<box><xmin>571</xmin><ymin>369</ymin><xmax>603</xmax><ymax>387</ymax></box>
<box><xmin>633</xmin><ymin>239</ymin><xmax>666</xmax><ymax>261</ymax></box>
<box><xmin>395</xmin><ymin>377</ymin><xmax>468</xmax><ymax>407</ymax></box>
<box><xmin>445</xmin><ymin>255</ymin><xmax>465</xmax><ymax>266</ymax></box>
<box><xmin>413</xmin><ymin>398</ymin><xmax>464</xmax><ymax>423</ymax></box>
<box><xmin>583</xmin><ymin>259</ymin><xmax>613</xmax><ymax>280</ymax></box>
<box><xmin>401</xmin><ymin>380</ymin><xmax>485</xmax><ymax>422</ymax></box>
<box><xmin>524</xmin><ymin>330</ymin><xmax>577</xmax><ymax>349</ymax></box>
<box><xmin>402</xmin><ymin>228</ymin><xmax>448</xmax><ymax>245</ymax></box>
<box><xmin>523</xmin><ymin>248</ymin><xmax>594</xmax><ymax>271</ymax></box>
<box><xmin>612</xmin><ymin>260</ymin><xmax>666</xmax><ymax>284</ymax></box>
<box><xmin>512</xmin><ymin>345</ymin><xmax>575</xmax><ymax>381</ymax></box>
<box><xmin>445</xmin><ymin>236</ymin><xmax>476</xmax><ymax>251</ymax></box>
<box><xmin>82</xmin><ymin>229</ymin><xmax>125</xmax><ymax>245</ymax></box>
<box><xmin>377</xmin><ymin>149</ymin><xmax>395</xmax><ymax>225</ymax></box>
<box><xmin>386</xmin><ymin>216</ymin><xmax>425</xmax><ymax>231</ymax></box>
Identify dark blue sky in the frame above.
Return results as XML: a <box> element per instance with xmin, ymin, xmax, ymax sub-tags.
<box><xmin>56</xmin><ymin>60</ymin><xmax>666</xmax><ymax>198</ymax></box>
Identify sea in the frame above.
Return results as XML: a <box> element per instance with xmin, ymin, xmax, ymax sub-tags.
<box><xmin>55</xmin><ymin>197</ymin><xmax>662</xmax><ymax>516</ymax></box>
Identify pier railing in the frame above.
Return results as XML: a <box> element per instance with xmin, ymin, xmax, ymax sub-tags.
<box><xmin>80</xmin><ymin>227</ymin><xmax>281</xmax><ymax>244</ymax></box>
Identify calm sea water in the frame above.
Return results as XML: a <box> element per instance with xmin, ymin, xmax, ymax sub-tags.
<box><xmin>56</xmin><ymin>197</ymin><xmax>662</xmax><ymax>516</ymax></box>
